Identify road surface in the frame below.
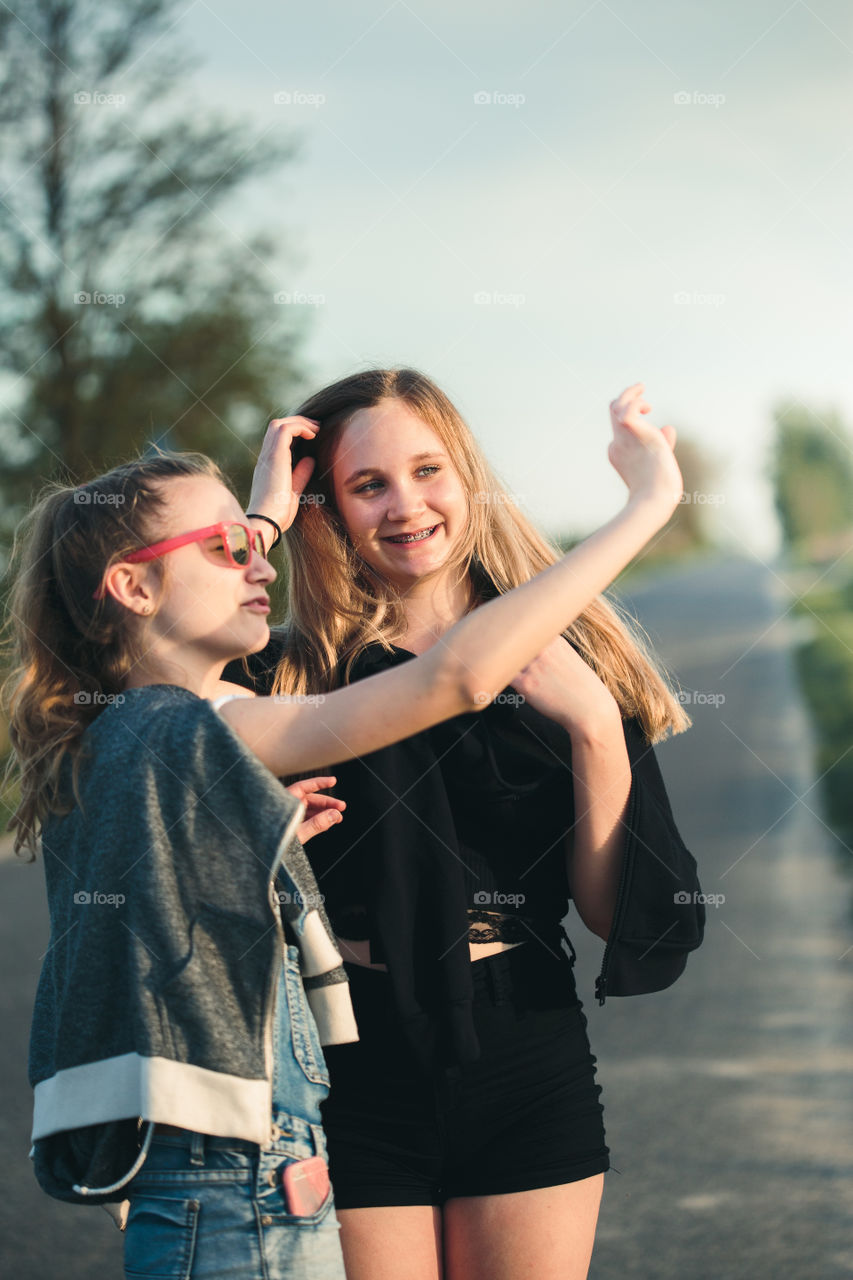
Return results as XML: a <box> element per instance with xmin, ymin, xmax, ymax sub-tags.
<box><xmin>1</xmin><ymin>552</ymin><xmax>851</xmax><ymax>1278</ymax></box>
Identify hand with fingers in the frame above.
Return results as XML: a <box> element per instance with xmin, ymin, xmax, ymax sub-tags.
<box><xmin>247</xmin><ymin>416</ymin><xmax>321</xmax><ymax>537</ymax></box>
<box><xmin>285</xmin><ymin>775</ymin><xmax>346</xmax><ymax>844</ymax></box>
<box><xmin>607</xmin><ymin>383</ymin><xmax>683</xmax><ymax>513</ymax></box>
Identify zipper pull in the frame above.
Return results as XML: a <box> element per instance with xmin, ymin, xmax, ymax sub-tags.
<box><xmin>595</xmin><ymin>974</ymin><xmax>607</xmax><ymax>1006</ymax></box>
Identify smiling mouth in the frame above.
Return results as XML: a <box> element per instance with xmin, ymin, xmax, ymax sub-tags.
<box><xmin>383</xmin><ymin>525</ymin><xmax>441</xmax><ymax>545</ymax></box>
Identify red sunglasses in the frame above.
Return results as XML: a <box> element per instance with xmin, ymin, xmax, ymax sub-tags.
<box><xmin>93</xmin><ymin>521</ymin><xmax>266</xmax><ymax>600</ymax></box>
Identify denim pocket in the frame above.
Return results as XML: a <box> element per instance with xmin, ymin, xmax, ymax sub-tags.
<box><xmin>124</xmin><ymin>1193</ymin><xmax>201</xmax><ymax>1279</ymax></box>
<box><xmin>256</xmin><ymin>1154</ymin><xmax>337</xmax><ymax>1228</ymax></box>
<box><xmin>283</xmin><ymin>946</ymin><xmax>330</xmax><ymax>1087</ymax></box>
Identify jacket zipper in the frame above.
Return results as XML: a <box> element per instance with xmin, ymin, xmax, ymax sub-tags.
<box><xmin>594</xmin><ymin>778</ymin><xmax>637</xmax><ymax>1006</ymax></box>
<box><xmin>263</xmin><ymin>798</ymin><xmax>307</xmax><ymax>1136</ymax></box>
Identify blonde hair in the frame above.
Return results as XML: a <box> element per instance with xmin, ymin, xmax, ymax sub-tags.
<box><xmin>2</xmin><ymin>452</ymin><xmax>228</xmax><ymax>858</ymax></box>
<box><xmin>272</xmin><ymin>368</ymin><xmax>691</xmax><ymax>743</ymax></box>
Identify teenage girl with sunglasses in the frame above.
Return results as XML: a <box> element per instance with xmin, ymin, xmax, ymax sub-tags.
<box><xmin>4</xmin><ymin>393</ymin><xmax>680</xmax><ymax>1280</ymax></box>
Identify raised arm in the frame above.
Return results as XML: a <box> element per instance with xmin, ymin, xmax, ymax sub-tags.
<box><xmin>219</xmin><ymin>384</ymin><xmax>682</xmax><ymax>775</ymax></box>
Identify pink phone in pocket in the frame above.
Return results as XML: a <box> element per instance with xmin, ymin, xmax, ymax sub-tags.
<box><xmin>281</xmin><ymin>1155</ymin><xmax>331</xmax><ymax>1216</ymax></box>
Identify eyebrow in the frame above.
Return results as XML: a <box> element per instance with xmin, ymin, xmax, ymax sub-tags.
<box><xmin>342</xmin><ymin>451</ymin><xmax>447</xmax><ymax>487</ymax></box>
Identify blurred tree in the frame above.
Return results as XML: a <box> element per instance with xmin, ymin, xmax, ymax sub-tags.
<box><xmin>556</xmin><ymin>433</ymin><xmax>724</xmax><ymax>570</ymax></box>
<box><xmin>651</xmin><ymin>436</ymin><xmax>722</xmax><ymax>554</ymax></box>
<box><xmin>769</xmin><ymin>401</ymin><xmax>853</xmax><ymax>557</ymax></box>
<box><xmin>0</xmin><ymin>0</ymin><xmax>306</xmax><ymax>541</ymax></box>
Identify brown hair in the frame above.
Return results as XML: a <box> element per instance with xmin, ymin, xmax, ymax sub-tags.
<box><xmin>272</xmin><ymin>367</ymin><xmax>691</xmax><ymax>742</ymax></box>
<box><xmin>2</xmin><ymin>452</ymin><xmax>227</xmax><ymax>858</ymax></box>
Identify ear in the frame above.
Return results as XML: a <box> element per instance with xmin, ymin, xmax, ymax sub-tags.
<box><xmin>101</xmin><ymin>562</ymin><xmax>157</xmax><ymax>616</ymax></box>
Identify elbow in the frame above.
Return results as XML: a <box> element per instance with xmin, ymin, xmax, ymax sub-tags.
<box><xmin>457</xmin><ymin>670</ymin><xmax>494</xmax><ymax>715</ymax></box>
<box><xmin>581</xmin><ymin>912</ymin><xmax>610</xmax><ymax>942</ymax></box>
<box><xmin>577</xmin><ymin>904</ymin><xmax>614</xmax><ymax>942</ymax></box>
<box><xmin>433</xmin><ymin>650</ymin><xmax>493</xmax><ymax>716</ymax></box>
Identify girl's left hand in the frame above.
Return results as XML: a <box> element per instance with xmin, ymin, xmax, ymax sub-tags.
<box><xmin>509</xmin><ymin>637</ymin><xmax>619</xmax><ymax>734</ymax></box>
<box><xmin>285</xmin><ymin>776</ymin><xmax>346</xmax><ymax>843</ymax></box>
<box><xmin>247</xmin><ymin>416</ymin><xmax>321</xmax><ymax>535</ymax></box>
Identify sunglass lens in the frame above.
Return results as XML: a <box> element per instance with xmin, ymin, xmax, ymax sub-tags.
<box><xmin>227</xmin><ymin>525</ymin><xmax>251</xmax><ymax>566</ymax></box>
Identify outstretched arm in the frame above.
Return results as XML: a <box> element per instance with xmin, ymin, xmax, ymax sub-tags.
<box><xmin>220</xmin><ymin>384</ymin><xmax>682</xmax><ymax>776</ymax></box>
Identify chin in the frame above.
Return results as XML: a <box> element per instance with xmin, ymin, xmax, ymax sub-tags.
<box><xmin>247</xmin><ymin>621</ymin><xmax>271</xmax><ymax>652</ymax></box>
<box><xmin>229</xmin><ymin>618</ymin><xmax>271</xmax><ymax>656</ymax></box>
<box><xmin>387</xmin><ymin>558</ymin><xmax>450</xmax><ymax>590</ymax></box>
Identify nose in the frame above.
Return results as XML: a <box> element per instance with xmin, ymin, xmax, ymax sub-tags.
<box><xmin>385</xmin><ymin>479</ymin><xmax>427</xmax><ymax>524</ymax></box>
<box><xmin>248</xmin><ymin>548</ymin><xmax>276</xmax><ymax>585</ymax></box>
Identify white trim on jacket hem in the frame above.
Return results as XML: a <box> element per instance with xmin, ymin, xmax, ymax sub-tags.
<box><xmin>32</xmin><ymin>1053</ymin><xmax>273</xmax><ymax>1146</ymax></box>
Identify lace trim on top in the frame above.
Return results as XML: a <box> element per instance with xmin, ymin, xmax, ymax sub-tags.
<box><xmin>333</xmin><ymin>905</ymin><xmax>536</xmax><ymax>945</ymax></box>
<box><xmin>466</xmin><ymin>909</ymin><xmax>534</xmax><ymax>944</ymax></box>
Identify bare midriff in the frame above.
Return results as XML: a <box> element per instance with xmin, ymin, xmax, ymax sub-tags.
<box><xmin>335</xmin><ymin>912</ymin><xmax>525</xmax><ymax>971</ymax></box>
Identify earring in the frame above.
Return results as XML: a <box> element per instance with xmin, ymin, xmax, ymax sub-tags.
<box><xmin>141</xmin><ymin>604</ymin><xmax>152</xmax><ymax>615</ymax></box>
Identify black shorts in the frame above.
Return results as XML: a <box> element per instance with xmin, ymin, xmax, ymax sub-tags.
<box><xmin>320</xmin><ymin>941</ymin><xmax>610</xmax><ymax>1207</ymax></box>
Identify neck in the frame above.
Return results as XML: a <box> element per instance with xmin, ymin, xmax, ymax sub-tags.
<box><xmin>122</xmin><ymin>648</ymin><xmax>225</xmax><ymax>699</ymax></box>
<box><xmin>394</xmin><ymin>570</ymin><xmax>476</xmax><ymax>654</ymax></box>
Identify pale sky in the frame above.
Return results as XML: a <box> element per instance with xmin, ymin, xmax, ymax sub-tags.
<box><xmin>163</xmin><ymin>0</ymin><xmax>852</xmax><ymax>557</ymax></box>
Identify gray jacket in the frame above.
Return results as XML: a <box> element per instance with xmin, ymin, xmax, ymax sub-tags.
<box><xmin>29</xmin><ymin>683</ymin><xmax>357</xmax><ymax>1202</ymax></box>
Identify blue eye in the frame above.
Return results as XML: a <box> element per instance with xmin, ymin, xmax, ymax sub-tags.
<box><xmin>355</xmin><ymin>465</ymin><xmax>440</xmax><ymax>494</ymax></box>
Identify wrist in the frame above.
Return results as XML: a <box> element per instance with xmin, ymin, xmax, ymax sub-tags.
<box><xmin>246</xmin><ymin>512</ymin><xmax>282</xmax><ymax>554</ymax></box>
<box><xmin>559</xmin><ymin>698</ymin><xmax>622</xmax><ymax>743</ymax></box>
<box><xmin>625</xmin><ymin>488</ymin><xmax>679</xmax><ymax>527</ymax></box>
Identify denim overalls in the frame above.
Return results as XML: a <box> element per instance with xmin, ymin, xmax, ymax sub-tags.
<box><xmin>121</xmin><ymin>945</ymin><xmax>346</xmax><ymax>1280</ymax></box>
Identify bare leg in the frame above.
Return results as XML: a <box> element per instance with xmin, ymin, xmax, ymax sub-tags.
<box><xmin>442</xmin><ymin>1174</ymin><xmax>605</xmax><ymax>1280</ymax></box>
<box><xmin>336</xmin><ymin>1205</ymin><xmax>444</xmax><ymax>1280</ymax></box>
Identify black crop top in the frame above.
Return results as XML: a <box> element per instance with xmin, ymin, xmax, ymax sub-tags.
<box><xmin>287</xmin><ymin>640</ymin><xmax>580</xmax><ymax>968</ymax></box>
<box><xmin>222</xmin><ymin>633</ymin><xmax>705</xmax><ymax>1072</ymax></box>
<box><xmin>326</xmin><ymin>660</ymin><xmax>578</xmax><ymax>948</ymax></box>
<box><xmin>224</xmin><ymin>633</ymin><xmax>581</xmax><ymax>1071</ymax></box>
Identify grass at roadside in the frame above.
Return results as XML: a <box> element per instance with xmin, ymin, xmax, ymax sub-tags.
<box><xmin>792</xmin><ymin>574</ymin><xmax>853</xmax><ymax>866</ymax></box>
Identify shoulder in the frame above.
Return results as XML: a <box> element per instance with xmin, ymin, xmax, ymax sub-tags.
<box><xmin>221</xmin><ymin>628</ymin><xmax>291</xmax><ymax>693</ymax></box>
<box><xmin>101</xmin><ymin>685</ymin><xmax>250</xmax><ymax>779</ymax></box>
<box><xmin>89</xmin><ymin>684</ymin><xmax>197</xmax><ymax>742</ymax></box>
<box><xmin>338</xmin><ymin>640</ymin><xmax>414</xmax><ymax>684</ymax></box>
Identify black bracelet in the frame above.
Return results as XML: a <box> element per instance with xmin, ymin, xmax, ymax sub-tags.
<box><xmin>245</xmin><ymin>512</ymin><xmax>283</xmax><ymax>553</ymax></box>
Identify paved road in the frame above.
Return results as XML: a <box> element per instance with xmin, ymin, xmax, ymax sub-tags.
<box><xmin>575</xmin><ymin>554</ymin><xmax>853</xmax><ymax>1280</ymax></box>
<box><xmin>1</xmin><ymin>552</ymin><xmax>851</xmax><ymax>1278</ymax></box>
